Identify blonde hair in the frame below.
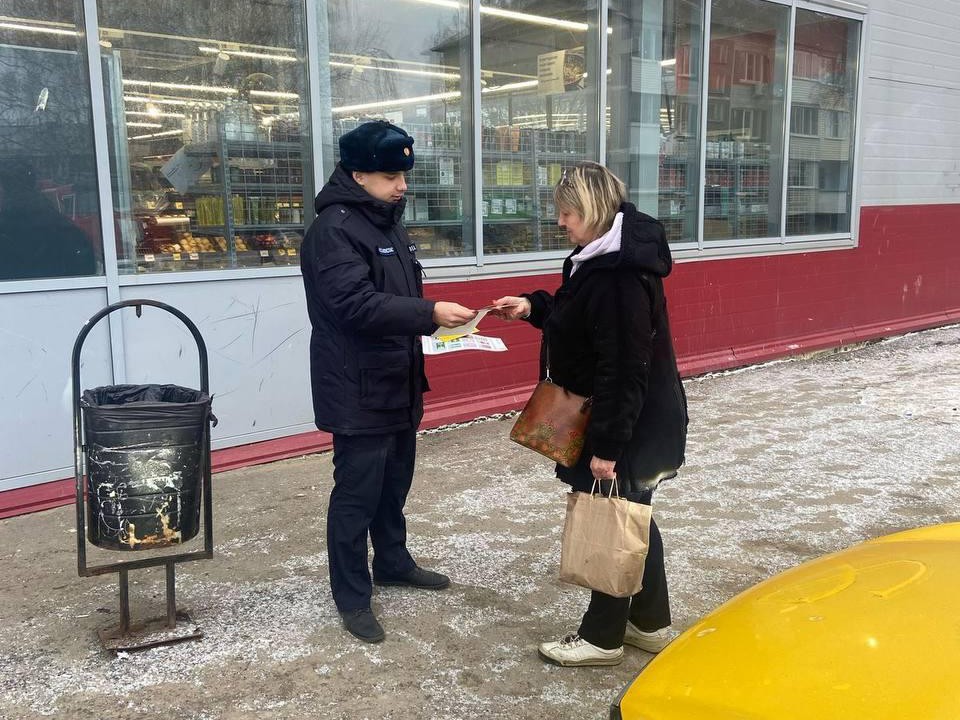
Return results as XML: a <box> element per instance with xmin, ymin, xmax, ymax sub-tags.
<box><xmin>554</xmin><ymin>162</ymin><xmax>626</xmax><ymax>239</ymax></box>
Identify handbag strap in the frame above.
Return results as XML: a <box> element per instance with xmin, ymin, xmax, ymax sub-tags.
<box><xmin>543</xmin><ymin>325</ymin><xmax>552</xmax><ymax>382</ymax></box>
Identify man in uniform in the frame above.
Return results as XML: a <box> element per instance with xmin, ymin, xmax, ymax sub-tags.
<box><xmin>300</xmin><ymin>121</ymin><xmax>475</xmax><ymax>643</ymax></box>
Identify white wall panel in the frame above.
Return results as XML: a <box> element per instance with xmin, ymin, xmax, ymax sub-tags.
<box><xmin>860</xmin><ymin>0</ymin><xmax>960</xmax><ymax>205</ymax></box>
<box><xmin>118</xmin><ymin>277</ymin><xmax>313</xmax><ymax>451</ymax></box>
<box><xmin>0</xmin><ymin>289</ymin><xmax>113</xmax><ymax>489</ymax></box>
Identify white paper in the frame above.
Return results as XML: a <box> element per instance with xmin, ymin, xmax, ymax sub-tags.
<box><xmin>431</xmin><ymin>307</ymin><xmax>493</xmax><ymax>340</ymax></box>
<box><xmin>422</xmin><ymin>334</ymin><xmax>507</xmax><ymax>355</ymax></box>
<box><xmin>161</xmin><ymin>147</ymin><xmax>212</xmax><ymax>194</ymax></box>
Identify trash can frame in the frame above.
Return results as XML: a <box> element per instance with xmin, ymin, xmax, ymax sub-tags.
<box><xmin>71</xmin><ymin>299</ymin><xmax>214</xmax><ymax>650</ymax></box>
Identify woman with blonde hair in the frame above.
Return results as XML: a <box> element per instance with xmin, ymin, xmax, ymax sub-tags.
<box><xmin>493</xmin><ymin>162</ymin><xmax>688</xmax><ymax>667</ymax></box>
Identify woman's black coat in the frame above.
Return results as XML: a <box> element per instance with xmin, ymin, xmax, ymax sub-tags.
<box><xmin>524</xmin><ymin>202</ymin><xmax>688</xmax><ymax>492</ymax></box>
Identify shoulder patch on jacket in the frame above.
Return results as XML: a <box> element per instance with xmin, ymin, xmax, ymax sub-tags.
<box><xmin>377</xmin><ymin>246</ymin><xmax>397</xmax><ymax>256</ymax></box>
<box><xmin>408</xmin><ymin>243</ymin><xmax>417</xmax><ymax>254</ymax></box>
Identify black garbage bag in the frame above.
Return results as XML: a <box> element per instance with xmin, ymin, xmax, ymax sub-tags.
<box><xmin>81</xmin><ymin>384</ymin><xmax>213</xmax><ymax>551</ymax></box>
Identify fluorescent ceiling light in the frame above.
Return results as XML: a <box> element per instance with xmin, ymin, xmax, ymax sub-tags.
<box><xmin>126</xmin><ymin>122</ymin><xmax>163</xmax><ymax>128</ymax></box>
<box><xmin>329</xmin><ymin>60</ymin><xmax>460</xmax><ymax>81</ymax></box>
<box><xmin>480</xmin><ymin>6</ymin><xmax>588</xmax><ymax>31</ymax></box>
<box><xmin>331</xmin><ymin>52</ymin><xmax>532</xmax><ymax>82</ymax></box>
<box><xmin>0</xmin><ymin>21</ymin><xmax>78</xmax><ymax>36</ymax></box>
<box><xmin>660</xmin><ymin>58</ymin><xmax>677</xmax><ymax>67</ymax></box>
<box><xmin>333</xmin><ymin>52</ymin><xmax>461</xmax><ymax>75</ymax></box>
<box><xmin>248</xmin><ymin>90</ymin><xmax>299</xmax><ymax>100</ymax></box>
<box><xmin>124</xmin><ymin>95</ymin><xmax>218</xmax><ymax>108</ymax></box>
<box><xmin>126</xmin><ymin>110</ymin><xmax>185</xmax><ymax>118</ymax></box>
<box><xmin>481</xmin><ymin>80</ymin><xmax>538</xmax><ymax>93</ymax></box>
<box><xmin>403</xmin><ymin>0</ymin><xmax>589</xmax><ymax>31</ymax></box>
<box><xmin>333</xmin><ymin>90</ymin><xmax>461</xmax><ymax>115</ymax></box>
<box><xmin>123</xmin><ymin>79</ymin><xmax>237</xmax><ymax>95</ymax></box>
<box><xmin>129</xmin><ymin>129</ymin><xmax>183</xmax><ymax>141</ymax></box>
<box><xmin>198</xmin><ymin>46</ymin><xmax>299</xmax><ymax>63</ymax></box>
<box><xmin>332</xmin><ymin>78</ymin><xmax>540</xmax><ymax>115</ymax></box>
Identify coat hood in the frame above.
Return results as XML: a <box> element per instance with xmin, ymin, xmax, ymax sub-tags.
<box><xmin>314</xmin><ymin>163</ymin><xmax>406</xmax><ymax>229</ymax></box>
<box><xmin>618</xmin><ymin>202</ymin><xmax>673</xmax><ymax>277</ymax></box>
<box><xmin>566</xmin><ymin>201</ymin><xmax>673</xmax><ymax>280</ymax></box>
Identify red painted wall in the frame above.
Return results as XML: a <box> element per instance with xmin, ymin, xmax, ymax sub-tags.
<box><xmin>426</xmin><ymin>203</ymin><xmax>960</xmax><ymax>396</ymax></box>
<box><xmin>5</xmin><ymin>203</ymin><xmax>958</xmax><ymax>518</ymax></box>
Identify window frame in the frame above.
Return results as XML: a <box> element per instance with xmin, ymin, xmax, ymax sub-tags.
<box><xmin>1</xmin><ymin>0</ymin><xmax>868</xmax><ymax>296</ymax></box>
<box><xmin>790</xmin><ymin>104</ymin><xmax>820</xmax><ymax>137</ymax></box>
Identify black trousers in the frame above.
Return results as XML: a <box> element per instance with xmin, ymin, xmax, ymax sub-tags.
<box><xmin>575</xmin><ymin>487</ymin><xmax>672</xmax><ymax>650</ymax></box>
<box><xmin>328</xmin><ymin>429</ymin><xmax>418</xmax><ymax>612</ymax></box>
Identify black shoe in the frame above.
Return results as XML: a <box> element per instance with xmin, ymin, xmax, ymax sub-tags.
<box><xmin>373</xmin><ymin>566</ymin><xmax>450</xmax><ymax>590</ymax></box>
<box><xmin>340</xmin><ymin>608</ymin><xmax>385</xmax><ymax>643</ymax></box>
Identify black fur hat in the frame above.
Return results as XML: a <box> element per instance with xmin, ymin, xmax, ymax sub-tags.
<box><xmin>339</xmin><ymin>121</ymin><xmax>415</xmax><ymax>172</ymax></box>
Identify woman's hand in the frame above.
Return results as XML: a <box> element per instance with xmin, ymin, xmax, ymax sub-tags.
<box><xmin>590</xmin><ymin>456</ymin><xmax>617</xmax><ymax>481</ymax></box>
<box><xmin>489</xmin><ymin>296</ymin><xmax>531</xmax><ymax>321</ymax></box>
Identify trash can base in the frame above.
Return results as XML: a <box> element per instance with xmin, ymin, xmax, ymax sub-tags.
<box><xmin>98</xmin><ymin>610</ymin><xmax>202</xmax><ymax>652</ymax></box>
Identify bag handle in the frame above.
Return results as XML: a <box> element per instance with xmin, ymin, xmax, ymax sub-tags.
<box><xmin>589</xmin><ymin>477</ymin><xmax>620</xmax><ymax>498</ymax></box>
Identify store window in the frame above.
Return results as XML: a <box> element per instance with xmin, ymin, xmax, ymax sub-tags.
<box><xmin>703</xmin><ymin>0</ymin><xmax>789</xmax><ymax>242</ymax></box>
<box><xmin>608</xmin><ymin>0</ymin><xmax>704</xmax><ymax>244</ymax></box>
<box><xmin>786</xmin><ymin>8</ymin><xmax>860</xmax><ymax>236</ymax></box>
<box><xmin>97</xmin><ymin>1</ymin><xmax>312</xmax><ymax>274</ymax></box>
<box><xmin>0</xmin><ymin>2</ymin><xmax>102</xmax><ymax>282</ymax></box>
<box><xmin>320</xmin><ymin>0</ymin><xmax>472</xmax><ymax>260</ymax></box>
<box><xmin>479</xmin><ymin>1</ymin><xmax>599</xmax><ymax>255</ymax></box>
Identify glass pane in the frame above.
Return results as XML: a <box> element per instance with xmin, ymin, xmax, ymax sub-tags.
<box><xmin>320</xmin><ymin>0</ymin><xmax>472</xmax><ymax>260</ymax></box>
<box><xmin>97</xmin><ymin>2</ymin><xmax>313</xmax><ymax>274</ymax></box>
<box><xmin>480</xmin><ymin>1</ymin><xmax>599</xmax><ymax>255</ymax></box>
<box><xmin>704</xmin><ymin>0</ymin><xmax>789</xmax><ymax>242</ymax></box>
<box><xmin>607</xmin><ymin>0</ymin><xmax>703</xmax><ymax>244</ymax></box>
<box><xmin>0</xmin><ymin>1</ymin><xmax>102</xmax><ymax>281</ymax></box>
<box><xmin>787</xmin><ymin>10</ymin><xmax>859</xmax><ymax>236</ymax></box>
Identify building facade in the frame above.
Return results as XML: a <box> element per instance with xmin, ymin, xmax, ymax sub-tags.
<box><xmin>2</xmin><ymin>0</ymin><xmax>958</xmax><ymax>516</ymax></box>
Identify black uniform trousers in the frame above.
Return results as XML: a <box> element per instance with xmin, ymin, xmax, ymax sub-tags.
<box><xmin>328</xmin><ymin>429</ymin><xmax>418</xmax><ymax>612</ymax></box>
<box><xmin>575</xmin><ymin>486</ymin><xmax>672</xmax><ymax>650</ymax></box>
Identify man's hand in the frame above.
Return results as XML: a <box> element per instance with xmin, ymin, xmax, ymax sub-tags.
<box><xmin>432</xmin><ymin>301</ymin><xmax>477</xmax><ymax>328</ymax></box>
<box><xmin>489</xmin><ymin>296</ymin><xmax>531</xmax><ymax>321</ymax></box>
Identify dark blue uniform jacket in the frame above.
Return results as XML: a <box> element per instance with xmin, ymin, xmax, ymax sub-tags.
<box><xmin>301</xmin><ymin>165</ymin><xmax>437</xmax><ymax>435</ymax></box>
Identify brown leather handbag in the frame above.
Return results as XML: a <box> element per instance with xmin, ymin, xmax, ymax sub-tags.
<box><xmin>510</xmin><ymin>372</ymin><xmax>593</xmax><ymax>467</ymax></box>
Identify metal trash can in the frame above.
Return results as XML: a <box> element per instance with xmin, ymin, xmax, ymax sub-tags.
<box><xmin>72</xmin><ymin>299</ymin><xmax>216</xmax><ymax>651</ymax></box>
<box><xmin>81</xmin><ymin>383</ymin><xmax>213</xmax><ymax>550</ymax></box>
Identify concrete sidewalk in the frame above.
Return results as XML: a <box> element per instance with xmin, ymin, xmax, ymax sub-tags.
<box><xmin>1</xmin><ymin>325</ymin><xmax>958</xmax><ymax>720</ymax></box>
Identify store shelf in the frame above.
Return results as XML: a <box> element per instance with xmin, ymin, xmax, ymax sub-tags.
<box><xmin>406</xmin><ymin>219</ymin><xmax>465</xmax><ymax>227</ymax></box>
<box><xmin>191</xmin><ymin>223</ymin><xmax>304</xmax><ymax>231</ymax></box>
<box><xmin>330</xmin><ymin>119</ymin><xmax>587</xmax><ymax>254</ymax></box>
<box><xmin>184</xmin><ymin>139</ymin><xmax>303</xmax><ymax>158</ymax></box>
<box><xmin>131</xmin><ymin>113</ymin><xmax>308</xmax><ymax>273</ymax></box>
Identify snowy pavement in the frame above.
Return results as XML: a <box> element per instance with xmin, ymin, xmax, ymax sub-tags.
<box><xmin>1</xmin><ymin>324</ymin><xmax>958</xmax><ymax>719</ymax></box>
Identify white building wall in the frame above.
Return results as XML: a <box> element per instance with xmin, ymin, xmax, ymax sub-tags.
<box><xmin>0</xmin><ymin>289</ymin><xmax>114</xmax><ymax>491</ymax></box>
<box><xmin>117</xmin><ymin>278</ymin><xmax>313</xmax><ymax>449</ymax></box>
<box><xmin>859</xmin><ymin>0</ymin><xmax>960</xmax><ymax>205</ymax></box>
<box><xmin>0</xmin><ymin>277</ymin><xmax>313</xmax><ymax>491</ymax></box>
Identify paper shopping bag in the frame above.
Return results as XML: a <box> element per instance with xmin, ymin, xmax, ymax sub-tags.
<box><xmin>559</xmin><ymin>484</ymin><xmax>652</xmax><ymax>598</ymax></box>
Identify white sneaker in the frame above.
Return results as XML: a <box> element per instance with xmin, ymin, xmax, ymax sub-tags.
<box><xmin>623</xmin><ymin>622</ymin><xmax>672</xmax><ymax>653</ymax></box>
<box><xmin>538</xmin><ymin>633</ymin><xmax>624</xmax><ymax>667</ymax></box>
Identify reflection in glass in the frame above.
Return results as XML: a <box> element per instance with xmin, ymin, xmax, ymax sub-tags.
<box><xmin>607</xmin><ymin>0</ymin><xmax>703</xmax><ymax>244</ymax></box>
<box><xmin>787</xmin><ymin>10</ymin><xmax>859</xmax><ymax>236</ymax></box>
<box><xmin>704</xmin><ymin>0</ymin><xmax>788</xmax><ymax>241</ymax></box>
<box><xmin>480</xmin><ymin>1</ymin><xmax>598</xmax><ymax>254</ymax></box>
<box><xmin>320</xmin><ymin>0</ymin><xmax>472</xmax><ymax>259</ymax></box>
<box><xmin>0</xmin><ymin>2</ymin><xmax>102</xmax><ymax>281</ymax></box>
<box><xmin>97</xmin><ymin>1</ymin><xmax>312</xmax><ymax>274</ymax></box>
